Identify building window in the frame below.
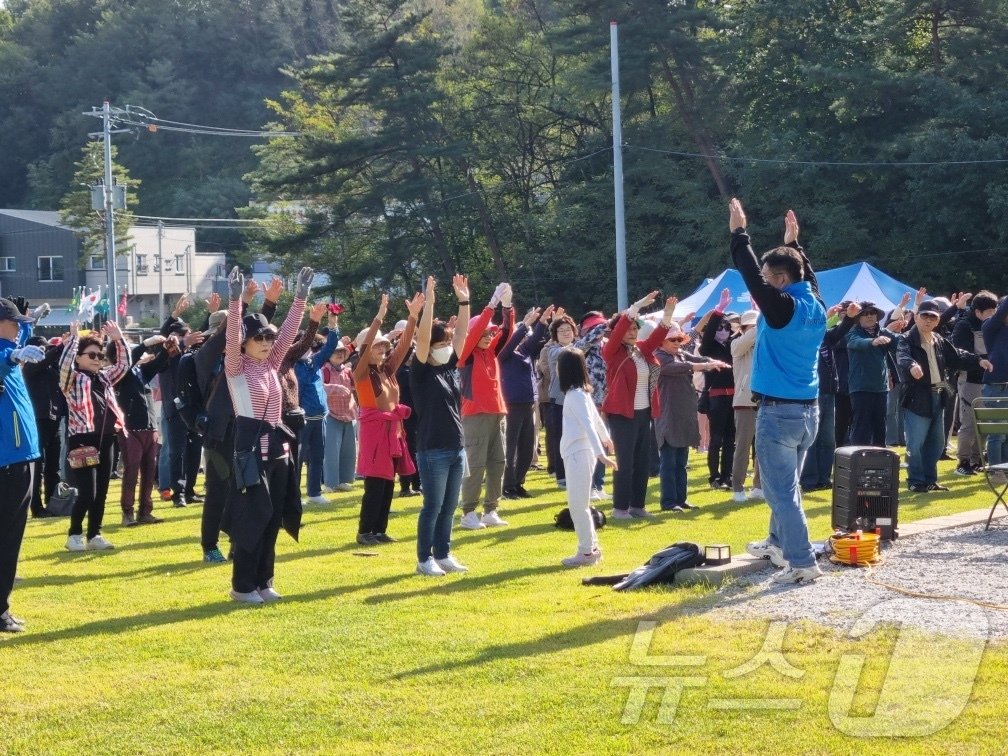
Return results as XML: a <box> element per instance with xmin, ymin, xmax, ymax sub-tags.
<box><xmin>136</xmin><ymin>254</ymin><xmax>148</xmax><ymax>275</ymax></box>
<box><xmin>38</xmin><ymin>256</ymin><xmax>64</xmax><ymax>282</ymax></box>
<box><xmin>89</xmin><ymin>255</ymin><xmax>106</xmax><ymax>270</ymax></box>
<box><xmin>175</xmin><ymin>254</ymin><xmax>185</xmax><ymax>274</ymax></box>
<box><xmin>0</xmin><ymin>257</ymin><xmax>15</xmax><ymax>272</ymax></box>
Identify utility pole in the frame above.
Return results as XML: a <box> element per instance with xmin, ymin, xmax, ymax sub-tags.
<box><xmin>157</xmin><ymin>220</ymin><xmax>165</xmax><ymax>323</ymax></box>
<box><xmin>101</xmin><ymin>101</ymin><xmax>119</xmax><ymax>325</ymax></box>
<box><xmin>610</xmin><ymin>21</ymin><xmax>628</xmax><ymax>312</ymax></box>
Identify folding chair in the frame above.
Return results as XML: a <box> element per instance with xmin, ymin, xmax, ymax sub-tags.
<box><xmin>971</xmin><ymin>396</ymin><xmax>1008</xmax><ymax>530</ymax></box>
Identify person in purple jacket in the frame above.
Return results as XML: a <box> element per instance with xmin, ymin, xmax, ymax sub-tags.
<box><xmin>501</xmin><ymin>305</ymin><xmax>552</xmax><ymax>499</ymax></box>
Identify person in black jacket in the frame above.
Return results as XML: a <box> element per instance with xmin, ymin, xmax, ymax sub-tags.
<box><xmin>698</xmin><ymin>289</ymin><xmax>736</xmax><ymax>490</ymax></box>
<box><xmin>22</xmin><ymin>337</ymin><xmax>69</xmax><ymax>518</ymax></box>
<box><xmin>897</xmin><ymin>300</ymin><xmax>991</xmax><ymax>493</ymax></box>
<box><xmin>951</xmin><ymin>291</ymin><xmax>999</xmax><ymax>475</ymax></box>
<box><xmin>113</xmin><ymin>336</ymin><xmax>172</xmax><ymax>525</ymax></box>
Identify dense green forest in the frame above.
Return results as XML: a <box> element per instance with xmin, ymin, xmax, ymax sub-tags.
<box><xmin>2</xmin><ymin>0</ymin><xmax>1007</xmax><ymax>321</ymax></box>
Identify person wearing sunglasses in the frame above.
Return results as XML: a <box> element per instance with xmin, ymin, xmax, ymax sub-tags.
<box><xmin>222</xmin><ymin>266</ymin><xmax>313</xmax><ymax>604</ymax></box>
<box><xmin>59</xmin><ymin>319</ymin><xmax>131</xmax><ymax>552</ymax></box>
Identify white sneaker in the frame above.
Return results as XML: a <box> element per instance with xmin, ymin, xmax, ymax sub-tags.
<box><xmin>610</xmin><ymin>509</ymin><xmax>634</xmax><ymax>520</ymax></box>
<box><xmin>590</xmin><ymin>488</ymin><xmax>603</xmax><ymax>501</ymax></box>
<box><xmin>593</xmin><ymin>488</ymin><xmax>612</xmax><ymax>499</ymax></box>
<box><xmin>65</xmin><ymin>534</ymin><xmax>86</xmax><ymax>552</ymax></box>
<box><xmin>459</xmin><ymin>512</ymin><xmax>486</xmax><ymax>530</ymax></box>
<box><xmin>257</xmin><ymin>586</ymin><xmax>282</xmax><ymax>602</ymax></box>
<box><xmin>562</xmin><ymin>549</ymin><xmax>602</xmax><ymax>568</ymax></box>
<box><xmin>732</xmin><ymin>490</ymin><xmax>747</xmax><ymax>503</ymax></box>
<box><xmin>86</xmin><ymin>535</ymin><xmax>114</xmax><ymax>551</ymax></box>
<box><xmin>305</xmin><ymin>495</ymin><xmax>328</xmax><ymax>505</ymax></box>
<box><xmin>321</xmin><ymin>485</ymin><xmax>335</xmax><ymax>493</ymax></box>
<box><xmin>416</xmin><ymin>557</ymin><xmax>447</xmax><ymax>577</ymax></box>
<box><xmin>746</xmin><ymin>539</ymin><xmax>786</xmax><ymax>567</ymax></box>
<box><xmin>481</xmin><ymin>511</ymin><xmax>508</xmax><ymax>527</ymax></box>
<box><xmin>335</xmin><ymin>483</ymin><xmax>354</xmax><ymax>492</ymax></box>
<box><xmin>772</xmin><ymin>563</ymin><xmax>824</xmax><ymax>584</ymax></box>
<box><xmin>434</xmin><ymin>554</ymin><xmax>469</xmax><ymax>573</ymax></box>
<box><xmin>747</xmin><ymin>488</ymin><xmax>764</xmax><ymax>500</ymax></box>
<box><xmin>628</xmin><ymin>507</ymin><xmax>653</xmax><ymax>519</ymax></box>
<box><xmin>229</xmin><ymin>589</ymin><xmax>265</xmax><ymax>604</ymax></box>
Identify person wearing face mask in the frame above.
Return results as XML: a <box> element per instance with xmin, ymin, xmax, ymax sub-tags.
<box><xmin>321</xmin><ymin>340</ymin><xmax>357</xmax><ymax>493</ymax></box>
<box><xmin>352</xmin><ymin>291</ymin><xmax>424</xmax><ymax>545</ymax></box>
<box><xmin>730</xmin><ymin>199</ymin><xmax>826</xmax><ymax>584</ymax></box>
<box><xmin>457</xmin><ymin>281</ymin><xmax>514</xmax><ymax>530</ymax></box>
<box><xmin>602</xmin><ymin>290</ymin><xmax>675</xmax><ymax>519</ymax></box>
<box><xmin>411</xmin><ymin>275</ymin><xmax>471</xmax><ymax>576</ymax></box>
<box><xmin>59</xmin><ymin>319</ymin><xmax>131</xmax><ymax>552</ymax></box>
<box><xmin>539</xmin><ymin>309</ymin><xmax>579</xmax><ymax>489</ymax></box>
<box><xmin>699</xmin><ymin>288</ymin><xmax>738</xmax><ymax>491</ymax></box>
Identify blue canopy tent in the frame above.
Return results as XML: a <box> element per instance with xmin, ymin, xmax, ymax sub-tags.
<box><xmin>673</xmin><ymin>262</ymin><xmax>919</xmax><ymax>319</ymax></box>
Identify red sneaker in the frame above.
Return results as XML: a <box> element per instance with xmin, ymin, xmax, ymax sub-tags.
<box><xmin>159</xmin><ymin>488</ymin><xmax>173</xmax><ymax>501</ymax></box>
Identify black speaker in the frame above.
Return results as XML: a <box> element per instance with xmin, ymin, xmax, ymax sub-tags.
<box><xmin>832</xmin><ymin>445</ymin><xmax>900</xmax><ymax>540</ymax></box>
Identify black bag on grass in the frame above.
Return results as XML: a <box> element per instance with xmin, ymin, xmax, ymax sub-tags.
<box><xmin>554</xmin><ymin>506</ymin><xmax>606</xmax><ymax>530</ymax></box>
<box><xmin>612</xmin><ymin>542</ymin><xmax>705</xmax><ymax>591</ymax></box>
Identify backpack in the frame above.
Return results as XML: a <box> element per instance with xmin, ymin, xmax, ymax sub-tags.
<box><xmin>175</xmin><ymin>352</ymin><xmax>221</xmax><ymax>436</ymax></box>
<box><xmin>554</xmin><ymin>506</ymin><xmax>607</xmax><ymax>530</ymax></box>
<box><xmin>611</xmin><ymin>542</ymin><xmax>705</xmax><ymax>591</ymax></box>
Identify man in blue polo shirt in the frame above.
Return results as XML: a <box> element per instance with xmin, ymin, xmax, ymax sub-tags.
<box><xmin>729</xmin><ymin>199</ymin><xmax>827</xmax><ymax>584</ymax></box>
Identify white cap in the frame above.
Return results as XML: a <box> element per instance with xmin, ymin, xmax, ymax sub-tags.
<box><xmin>355</xmin><ymin>328</ymin><xmax>390</xmax><ymax>349</ymax></box>
<box><xmin>740</xmin><ymin>310</ymin><xmax>759</xmax><ymax>327</ymax></box>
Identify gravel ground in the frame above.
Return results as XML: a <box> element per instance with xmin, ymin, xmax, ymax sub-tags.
<box><xmin>706</xmin><ymin>523</ymin><xmax>1008</xmax><ymax>640</ymax></box>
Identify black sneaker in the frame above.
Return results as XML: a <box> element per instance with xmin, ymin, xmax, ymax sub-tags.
<box><xmin>32</xmin><ymin>509</ymin><xmax>57</xmax><ymax>519</ymax></box>
<box><xmin>172</xmin><ymin>494</ymin><xmax>188</xmax><ymax>508</ymax></box>
<box><xmin>954</xmin><ymin>463</ymin><xmax>976</xmax><ymax>476</ymax></box>
<box><xmin>501</xmin><ymin>487</ymin><xmax>519</xmax><ymax>500</ymax></box>
<box><xmin>356</xmin><ymin>533</ymin><xmax>378</xmax><ymax>545</ymax></box>
<box><xmin>928</xmin><ymin>483</ymin><xmax>950</xmax><ymax>492</ymax></box>
<box><xmin>515</xmin><ymin>485</ymin><xmax>533</xmax><ymax>499</ymax></box>
<box><xmin>908</xmin><ymin>483</ymin><xmax>930</xmax><ymax>493</ymax></box>
<box><xmin>372</xmin><ymin>533</ymin><xmax>398</xmax><ymax>544</ymax></box>
<box><xmin>185</xmin><ymin>491</ymin><xmax>205</xmax><ymax>503</ymax></box>
<box><xmin>0</xmin><ymin>611</ymin><xmax>25</xmax><ymax>633</ymax></box>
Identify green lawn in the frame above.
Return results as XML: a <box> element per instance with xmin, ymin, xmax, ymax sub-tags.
<box><xmin>3</xmin><ymin>454</ymin><xmax>1006</xmax><ymax>755</ymax></box>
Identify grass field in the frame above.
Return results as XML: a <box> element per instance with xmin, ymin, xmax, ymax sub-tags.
<box><xmin>3</xmin><ymin>453</ymin><xmax>1006</xmax><ymax>755</ymax></box>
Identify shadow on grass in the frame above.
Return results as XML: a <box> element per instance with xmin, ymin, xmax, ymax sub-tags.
<box><xmin>363</xmin><ymin>563</ymin><xmax>566</xmax><ymax>606</ymax></box>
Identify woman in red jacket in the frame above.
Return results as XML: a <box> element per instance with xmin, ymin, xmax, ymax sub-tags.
<box><xmin>601</xmin><ymin>291</ymin><xmax>676</xmax><ymax>518</ymax></box>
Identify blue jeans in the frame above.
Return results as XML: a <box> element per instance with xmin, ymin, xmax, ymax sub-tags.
<box><xmin>982</xmin><ymin>383</ymin><xmax>1008</xmax><ymax>465</ymax></box>
<box><xmin>755</xmin><ymin>401</ymin><xmax>818</xmax><ymax>568</ymax></box>
<box><xmin>324</xmin><ymin>417</ymin><xmax>357</xmax><ymax>487</ymax></box>
<box><xmin>416</xmin><ymin>448</ymin><xmax>465</xmax><ymax>562</ymax></box>
<box><xmin>592</xmin><ymin>460</ymin><xmax>605</xmax><ymax>491</ymax></box>
<box><xmin>658</xmin><ymin>444</ymin><xmax>689</xmax><ymax>507</ymax></box>
<box><xmin>886</xmin><ymin>384</ymin><xmax>906</xmax><ymax>445</ymax></box>
<box><xmin>903</xmin><ymin>394</ymin><xmax>945</xmax><ymax>487</ymax></box>
<box><xmin>800</xmin><ymin>393</ymin><xmax>836</xmax><ymax>488</ymax></box>
<box><xmin>298</xmin><ymin>417</ymin><xmax>325</xmax><ymax>497</ymax></box>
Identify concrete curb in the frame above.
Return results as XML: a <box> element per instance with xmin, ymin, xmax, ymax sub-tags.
<box><xmin>675</xmin><ymin>506</ymin><xmax>1006</xmax><ymax>588</ymax></box>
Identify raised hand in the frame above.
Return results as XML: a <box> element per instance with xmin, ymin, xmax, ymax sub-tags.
<box><xmin>31</xmin><ymin>302</ymin><xmax>51</xmax><ymax>322</ymax></box>
<box><xmin>446</xmin><ymin>315</ymin><xmax>458</xmax><ymax>329</ymax></box>
<box><xmin>500</xmin><ymin>283</ymin><xmax>513</xmax><ymax>309</ymax></box>
<box><xmin>898</xmin><ymin>292</ymin><xmax>912</xmax><ymax>310</ymax></box>
<box><xmin>376</xmin><ymin>293</ymin><xmax>389</xmax><ymax>322</ymax></box>
<box><xmin>183</xmin><ymin>330</ymin><xmax>205</xmax><ymax>348</ymax></box>
<box><xmin>228</xmin><ymin>266</ymin><xmax>244</xmax><ymax>301</ymax></box>
<box><xmin>425</xmin><ymin>275</ymin><xmax>437</xmax><ymax>300</ymax></box>
<box><xmin>264</xmin><ymin>275</ymin><xmax>284</xmax><ymax>303</ymax></box>
<box><xmin>406</xmin><ymin>292</ymin><xmax>425</xmax><ymax>318</ymax></box>
<box><xmin>207</xmin><ymin>292</ymin><xmax>221</xmax><ymax>312</ymax></box>
<box><xmin>70</xmin><ymin>320</ymin><xmax>80</xmax><ymax>338</ymax></box>
<box><xmin>539</xmin><ymin>304</ymin><xmax>556</xmax><ymax>324</ymax></box>
<box><xmin>846</xmin><ymin>301</ymin><xmax>862</xmax><ymax>319</ymax></box>
<box><xmin>554</xmin><ymin>307</ymin><xmax>567</xmax><ymax>322</ymax></box>
<box><xmin>729</xmin><ymin>198</ymin><xmax>747</xmax><ymax>232</ymax></box>
<box><xmin>951</xmin><ymin>292</ymin><xmax>973</xmax><ymax>310</ymax></box>
<box><xmin>172</xmin><ymin>293</ymin><xmax>189</xmax><ymax>317</ymax></box>
<box><xmin>783</xmin><ymin>209</ymin><xmax>799</xmax><ymax>245</ymax></box>
<box><xmin>888</xmin><ymin>318</ymin><xmax>908</xmax><ymax>333</ymax></box>
<box><xmin>10</xmin><ymin>345</ymin><xmax>45</xmax><ymax>364</ymax></box>
<box><xmin>309</xmin><ymin>302</ymin><xmax>327</xmax><ymax>323</ymax></box>
<box><xmin>632</xmin><ymin>290</ymin><xmax>659</xmax><ymax>312</ymax></box>
<box><xmin>663</xmin><ymin>295</ymin><xmax>678</xmax><ymax>323</ymax></box>
<box><xmin>716</xmin><ymin>288</ymin><xmax>732</xmax><ymax>313</ymax></box>
<box><xmin>242</xmin><ymin>278</ymin><xmax>259</xmax><ymax>305</ymax></box>
<box><xmin>294</xmin><ymin>267</ymin><xmax>315</xmax><ymax>299</ymax></box>
<box><xmin>102</xmin><ymin>320</ymin><xmax>123</xmax><ymax>342</ymax></box>
<box><xmin>522</xmin><ymin>307</ymin><xmax>541</xmax><ymax>328</ymax></box>
<box><xmin>914</xmin><ymin>287</ymin><xmax>927</xmax><ymax>309</ymax></box>
<box><xmin>452</xmin><ymin>274</ymin><xmax>469</xmax><ymax>302</ymax></box>
<box><xmin>678</xmin><ymin>311</ymin><xmax>696</xmax><ymax>326</ymax></box>
<box><xmin>327</xmin><ymin>310</ymin><xmax>338</xmax><ymax>329</ymax></box>
<box><xmin>489</xmin><ymin>282</ymin><xmax>510</xmax><ymax>308</ymax></box>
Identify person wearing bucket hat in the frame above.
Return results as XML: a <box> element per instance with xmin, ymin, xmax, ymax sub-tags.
<box><xmin>321</xmin><ymin>339</ymin><xmax>357</xmax><ymax>493</ymax></box>
<box><xmin>352</xmin><ymin>291</ymin><xmax>424</xmax><ymax>545</ymax></box>
<box><xmin>221</xmin><ymin>265</ymin><xmax>314</xmax><ymax>603</ymax></box>
<box><xmin>845</xmin><ymin>300</ymin><xmax>902</xmax><ymax>446</ymax></box>
<box><xmin>729</xmin><ymin>199</ymin><xmax>826</xmax><ymax>584</ymax></box>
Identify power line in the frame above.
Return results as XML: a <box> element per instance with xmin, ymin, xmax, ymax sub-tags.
<box><xmin>132</xmin><ymin>214</ymin><xmax>271</xmax><ymax>224</ymax></box>
<box><xmin>625</xmin><ymin>144</ymin><xmax>1008</xmax><ymax>167</ymax></box>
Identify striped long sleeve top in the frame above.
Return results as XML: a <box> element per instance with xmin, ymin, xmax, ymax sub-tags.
<box><xmin>58</xmin><ymin>334</ymin><xmax>130</xmax><ymax>437</ymax></box>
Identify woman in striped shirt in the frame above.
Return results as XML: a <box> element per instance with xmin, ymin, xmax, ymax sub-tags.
<box><xmin>223</xmin><ymin>265</ymin><xmax>313</xmax><ymax>604</ymax></box>
<box><xmin>59</xmin><ymin>319</ymin><xmax>130</xmax><ymax>552</ymax></box>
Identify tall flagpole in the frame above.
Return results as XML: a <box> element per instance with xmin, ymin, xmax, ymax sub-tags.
<box><xmin>610</xmin><ymin>21</ymin><xmax>628</xmax><ymax>312</ymax></box>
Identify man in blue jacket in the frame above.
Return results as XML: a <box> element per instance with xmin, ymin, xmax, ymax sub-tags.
<box><xmin>294</xmin><ymin>307</ymin><xmax>341</xmax><ymax>505</ymax></box>
<box><xmin>730</xmin><ymin>200</ymin><xmax>827</xmax><ymax>584</ymax></box>
<box><xmin>0</xmin><ymin>298</ymin><xmax>46</xmax><ymax>632</ymax></box>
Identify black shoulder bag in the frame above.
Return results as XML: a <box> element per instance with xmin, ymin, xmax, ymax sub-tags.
<box><xmin>233</xmin><ymin>396</ymin><xmax>270</xmax><ymax>493</ymax></box>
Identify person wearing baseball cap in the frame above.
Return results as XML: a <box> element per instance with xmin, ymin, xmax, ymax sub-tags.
<box><xmin>0</xmin><ymin>297</ymin><xmax>45</xmax><ymax>632</ymax></box>
<box><xmin>897</xmin><ymin>299</ymin><xmax>992</xmax><ymax>492</ymax></box>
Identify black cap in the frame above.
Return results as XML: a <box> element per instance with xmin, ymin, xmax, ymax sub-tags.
<box><xmin>242</xmin><ymin>313</ymin><xmax>278</xmax><ymax>342</ymax></box>
<box><xmin>857</xmin><ymin>301</ymin><xmax>885</xmax><ymax>319</ymax></box>
<box><xmin>917</xmin><ymin>300</ymin><xmax>943</xmax><ymax>316</ymax></box>
<box><xmin>0</xmin><ymin>298</ymin><xmax>34</xmax><ymax>323</ymax></box>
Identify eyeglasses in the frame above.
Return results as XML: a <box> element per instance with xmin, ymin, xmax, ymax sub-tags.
<box><xmin>81</xmin><ymin>351</ymin><xmax>103</xmax><ymax>359</ymax></box>
<box><xmin>250</xmin><ymin>333</ymin><xmax>277</xmax><ymax>343</ymax></box>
